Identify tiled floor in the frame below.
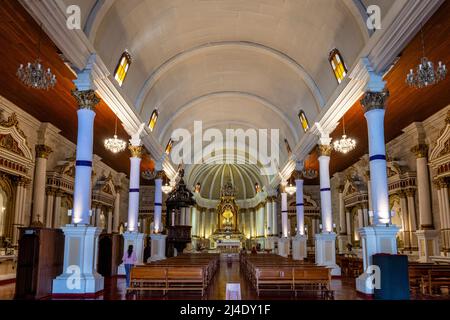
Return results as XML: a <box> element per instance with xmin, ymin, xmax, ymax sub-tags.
<box><xmin>1</xmin><ymin>261</ymin><xmax>449</xmax><ymax>300</ymax></box>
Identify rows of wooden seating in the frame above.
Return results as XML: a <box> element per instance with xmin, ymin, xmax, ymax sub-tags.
<box><xmin>336</xmin><ymin>255</ymin><xmax>363</xmax><ymax>278</ymax></box>
<box><xmin>127</xmin><ymin>254</ymin><xmax>220</xmax><ymax>295</ymax></box>
<box><xmin>241</xmin><ymin>254</ymin><xmax>333</xmax><ymax>299</ymax></box>
<box><xmin>408</xmin><ymin>262</ymin><xmax>450</xmax><ymax>295</ymax></box>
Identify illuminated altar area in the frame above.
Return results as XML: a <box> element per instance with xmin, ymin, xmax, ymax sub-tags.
<box><xmin>211</xmin><ymin>182</ymin><xmax>245</xmax><ymax>252</ymax></box>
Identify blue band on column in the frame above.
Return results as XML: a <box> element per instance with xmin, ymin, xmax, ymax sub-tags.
<box><xmin>281</xmin><ymin>210</ymin><xmax>288</xmax><ymax>213</ymax></box>
<box><xmin>296</xmin><ymin>203</ymin><xmax>304</xmax><ymax>207</ymax></box>
<box><xmin>370</xmin><ymin>155</ymin><xmax>386</xmax><ymax>161</ymax></box>
<box><xmin>129</xmin><ymin>188</ymin><xmax>140</xmax><ymax>193</ymax></box>
<box><xmin>320</xmin><ymin>188</ymin><xmax>331</xmax><ymax>192</ymax></box>
<box><xmin>155</xmin><ymin>203</ymin><xmax>162</xmax><ymax>206</ymax></box>
<box><xmin>76</xmin><ymin>160</ymin><xmax>92</xmax><ymax>167</ymax></box>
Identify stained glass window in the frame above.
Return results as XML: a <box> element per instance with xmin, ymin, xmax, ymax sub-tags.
<box><xmin>114</xmin><ymin>51</ymin><xmax>132</xmax><ymax>87</ymax></box>
<box><xmin>329</xmin><ymin>49</ymin><xmax>347</xmax><ymax>84</ymax></box>
<box><xmin>165</xmin><ymin>139</ymin><xmax>173</xmax><ymax>155</ymax></box>
<box><xmin>298</xmin><ymin>110</ymin><xmax>310</xmax><ymax>133</ymax></box>
<box><xmin>148</xmin><ymin>109</ymin><xmax>158</xmax><ymax>132</ymax></box>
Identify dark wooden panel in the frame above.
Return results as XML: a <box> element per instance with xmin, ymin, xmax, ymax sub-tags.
<box><xmin>0</xmin><ymin>0</ymin><xmax>156</xmax><ymax>176</ymax></box>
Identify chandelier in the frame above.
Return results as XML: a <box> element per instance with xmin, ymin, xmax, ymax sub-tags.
<box><xmin>406</xmin><ymin>26</ymin><xmax>446</xmax><ymax>89</ymax></box>
<box><xmin>284</xmin><ymin>183</ymin><xmax>296</xmax><ymax>195</ymax></box>
<box><xmin>161</xmin><ymin>182</ymin><xmax>173</xmax><ymax>194</ymax></box>
<box><xmin>104</xmin><ymin>117</ymin><xmax>126</xmax><ymax>153</ymax></box>
<box><xmin>302</xmin><ymin>169</ymin><xmax>318</xmax><ymax>180</ymax></box>
<box><xmin>17</xmin><ymin>24</ymin><xmax>56</xmax><ymax>90</ymax></box>
<box><xmin>333</xmin><ymin>115</ymin><xmax>356</xmax><ymax>154</ymax></box>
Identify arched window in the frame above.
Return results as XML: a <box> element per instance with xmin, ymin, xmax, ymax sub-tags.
<box><xmin>298</xmin><ymin>110</ymin><xmax>310</xmax><ymax>133</ymax></box>
<box><xmin>148</xmin><ymin>109</ymin><xmax>158</xmax><ymax>132</ymax></box>
<box><xmin>114</xmin><ymin>51</ymin><xmax>132</xmax><ymax>87</ymax></box>
<box><xmin>329</xmin><ymin>49</ymin><xmax>347</xmax><ymax>84</ymax></box>
<box><xmin>165</xmin><ymin>138</ymin><xmax>173</xmax><ymax>155</ymax></box>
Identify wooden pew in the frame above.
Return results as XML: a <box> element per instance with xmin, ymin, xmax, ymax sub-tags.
<box><xmin>167</xmin><ymin>267</ymin><xmax>207</xmax><ymax>295</ymax></box>
<box><xmin>127</xmin><ymin>267</ymin><xmax>167</xmax><ymax>294</ymax></box>
<box><xmin>423</xmin><ymin>268</ymin><xmax>450</xmax><ymax>295</ymax></box>
<box><xmin>293</xmin><ymin>267</ymin><xmax>333</xmax><ymax>300</ymax></box>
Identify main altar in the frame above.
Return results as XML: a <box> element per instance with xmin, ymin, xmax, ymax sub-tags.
<box><xmin>211</xmin><ymin>182</ymin><xmax>245</xmax><ymax>253</ymax></box>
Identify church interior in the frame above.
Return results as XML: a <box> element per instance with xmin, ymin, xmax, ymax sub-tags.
<box><xmin>0</xmin><ymin>0</ymin><xmax>449</xmax><ymax>302</ymax></box>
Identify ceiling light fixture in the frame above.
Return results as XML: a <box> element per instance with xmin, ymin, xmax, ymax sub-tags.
<box><xmin>104</xmin><ymin>117</ymin><xmax>126</xmax><ymax>153</ymax></box>
<box><xmin>333</xmin><ymin>115</ymin><xmax>356</xmax><ymax>154</ymax></box>
<box><xmin>17</xmin><ymin>24</ymin><xmax>56</xmax><ymax>90</ymax></box>
<box><xmin>406</xmin><ymin>25</ymin><xmax>446</xmax><ymax>89</ymax></box>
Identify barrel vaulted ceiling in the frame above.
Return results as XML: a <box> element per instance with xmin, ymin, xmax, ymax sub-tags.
<box><xmin>55</xmin><ymin>0</ymin><xmax>400</xmax><ymax>186</ymax></box>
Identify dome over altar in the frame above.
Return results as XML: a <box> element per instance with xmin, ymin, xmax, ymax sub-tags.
<box><xmin>186</xmin><ymin>164</ymin><xmax>267</xmax><ymax>200</ymax></box>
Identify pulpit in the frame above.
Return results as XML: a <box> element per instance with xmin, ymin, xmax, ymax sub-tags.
<box><xmin>165</xmin><ymin>169</ymin><xmax>196</xmax><ymax>257</ymax></box>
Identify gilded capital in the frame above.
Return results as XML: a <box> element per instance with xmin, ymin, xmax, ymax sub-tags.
<box><xmin>35</xmin><ymin>144</ymin><xmax>53</xmax><ymax>159</ymax></box>
<box><xmin>129</xmin><ymin>145</ymin><xmax>143</xmax><ymax>158</ymax></box>
<box><xmin>411</xmin><ymin>144</ymin><xmax>429</xmax><ymax>158</ymax></box>
<box><xmin>360</xmin><ymin>90</ymin><xmax>389</xmax><ymax>113</ymax></box>
<box><xmin>405</xmin><ymin>189</ymin><xmax>415</xmax><ymax>197</ymax></box>
<box><xmin>397</xmin><ymin>190</ymin><xmax>407</xmax><ymax>199</ymax></box>
<box><xmin>71</xmin><ymin>89</ymin><xmax>100</xmax><ymax>111</ymax></box>
<box><xmin>317</xmin><ymin>144</ymin><xmax>332</xmax><ymax>157</ymax></box>
<box><xmin>292</xmin><ymin>170</ymin><xmax>304</xmax><ymax>180</ymax></box>
<box><xmin>156</xmin><ymin>170</ymin><xmax>165</xmax><ymax>180</ymax></box>
<box><xmin>435</xmin><ymin>178</ymin><xmax>448</xmax><ymax>189</ymax></box>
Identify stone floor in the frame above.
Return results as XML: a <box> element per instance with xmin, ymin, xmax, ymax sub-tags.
<box><xmin>1</xmin><ymin>261</ymin><xmax>449</xmax><ymax>300</ymax></box>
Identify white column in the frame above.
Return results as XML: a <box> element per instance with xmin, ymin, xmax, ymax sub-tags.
<box><xmin>357</xmin><ymin>207</ymin><xmax>364</xmax><ymax>230</ymax></box>
<box><xmin>293</xmin><ymin>173</ymin><xmax>307</xmax><ymax>260</ymax></box>
<box><xmin>256</xmin><ymin>205</ymin><xmax>265</xmax><ymax>237</ymax></box>
<box><xmin>32</xmin><ymin>145</ymin><xmax>52</xmax><ymax>224</ymax></box>
<box><xmin>53</xmin><ymin>192</ymin><xmax>62</xmax><ymax>228</ymax></box>
<box><xmin>406</xmin><ymin>189</ymin><xmax>418</xmax><ymax>249</ymax></box>
<box><xmin>13</xmin><ymin>178</ymin><xmax>27</xmax><ymax>244</ymax></box>
<box><xmin>436</xmin><ymin>179</ymin><xmax>450</xmax><ymax>254</ymax></box>
<box><xmin>95</xmin><ymin>206</ymin><xmax>102</xmax><ymax>228</ymax></box>
<box><xmin>72</xmin><ymin>91</ymin><xmax>97</xmax><ymax>225</ymax></box>
<box><xmin>412</xmin><ymin>145</ymin><xmax>434</xmax><ymax>229</ymax></box>
<box><xmin>113</xmin><ymin>188</ymin><xmax>121</xmax><ymax>233</ymax></box>
<box><xmin>281</xmin><ymin>192</ymin><xmax>288</xmax><ymax>237</ymax></box>
<box><xmin>399</xmin><ymin>192</ymin><xmax>411</xmax><ymax>249</ymax></box>
<box><xmin>356</xmin><ymin>84</ymin><xmax>398</xmax><ymax>295</ymax></box>
<box><xmin>45</xmin><ymin>189</ymin><xmax>55</xmax><ymax>228</ymax></box>
<box><xmin>53</xmin><ymin>77</ymin><xmax>104</xmax><ymax>294</ymax></box>
<box><xmin>318</xmin><ymin>145</ymin><xmax>333</xmax><ymax>233</ymax></box>
<box><xmin>265</xmin><ymin>200</ymin><xmax>272</xmax><ymax>236</ymax></box>
<box><xmin>295</xmin><ymin>178</ymin><xmax>305</xmax><ymax>236</ymax></box>
<box><xmin>107</xmin><ymin>208</ymin><xmax>112</xmax><ymax>233</ymax></box>
<box><xmin>127</xmin><ymin>146</ymin><xmax>142</xmax><ymax>232</ymax></box>
<box><xmin>337</xmin><ymin>186</ymin><xmax>348</xmax><ymax>253</ymax></box>
<box><xmin>271</xmin><ymin>200</ymin><xmax>278</xmax><ymax>237</ymax></box>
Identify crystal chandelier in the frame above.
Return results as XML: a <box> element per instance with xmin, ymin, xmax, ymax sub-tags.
<box><xmin>104</xmin><ymin>118</ymin><xmax>126</xmax><ymax>153</ymax></box>
<box><xmin>302</xmin><ymin>169</ymin><xmax>318</xmax><ymax>180</ymax></box>
<box><xmin>333</xmin><ymin>115</ymin><xmax>356</xmax><ymax>154</ymax></box>
<box><xmin>406</xmin><ymin>26</ymin><xmax>446</xmax><ymax>89</ymax></box>
<box><xmin>17</xmin><ymin>24</ymin><xmax>56</xmax><ymax>90</ymax></box>
<box><xmin>284</xmin><ymin>182</ymin><xmax>296</xmax><ymax>195</ymax></box>
<box><xmin>161</xmin><ymin>182</ymin><xmax>173</xmax><ymax>194</ymax></box>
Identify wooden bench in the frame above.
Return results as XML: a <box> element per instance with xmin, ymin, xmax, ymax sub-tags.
<box><xmin>255</xmin><ymin>267</ymin><xmax>293</xmax><ymax>295</ymax></box>
<box><xmin>423</xmin><ymin>269</ymin><xmax>450</xmax><ymax>295</ymax></box>
<box><xmin>128</xmin><ymin>267</ymin><xmax>167</xmax><ymax>293</ymax></box>
<box><xmin>293</xmin><ymin>267</ymin><xmax>333</xmax><ymax>300</ymax></box>
<box><xmin>128</xmin><ymin>254</ymin><xmax>219</xmax><ymax>296</ymax></box>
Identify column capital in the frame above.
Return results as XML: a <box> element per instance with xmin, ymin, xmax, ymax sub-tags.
<box><xmin>46</xmin><ymin>188</ymin><xmax>56</xmax><ymax>196</ymax></box>
<box><xmin>292</xmin><ymin>170</ymin><xmax>304</xmax><ymax>180</ymax></box>
<box><xmin>397</xmin><ymin>190</ymin><xmax>407</xmax><ymax>199</ymax></box>
<box><xmin>129</xmin><ymin>145</ymin><xmax>144</xmax><ymax>158</ymax></box>
<box><xmin>317</xmin><ymin>144</ymin><xmax>332</xmax><ymax>157</ymax></box>
<box><xmin>35</xmin><ymin>144</ymin><xmax>53</xmax><ymax>159</ymax></box>
<box><xmin>338</xmin><ymin>185</ymin><xmax>345</xmax><ymax>193</ymax></box>
<box><xmin>411</xmin><ymin>144</ymin><xmax>429</xmax><ymax>159</ymax></box>
<box><xmin>360</xmin><ymin>90</ymin><xmax>390</xmax><ymax>113</ymax></box>
<box><xmin>435</xmin><ymin>178</ymin><xmax>449</xmax><ymax>189</ymax></box>
<box><xmin>71</xmin><ymin>89</ymin><xmax>100</xmax><ymax>111</ymax></box>
<box><xmin>405</xmin><ymin>189</ymin><xmax>416</xmax><ymax>197</ymax></box>
<box><xmin>156</xmin><ymin>170</ymin><xmax>165</xmax><ymax>180</ymax></box>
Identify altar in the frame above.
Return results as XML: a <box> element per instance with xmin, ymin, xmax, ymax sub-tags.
<box><xmin>211</xmin><ymin>182</ymin><xmax>245</xmax><ymax>252</ymax></box>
